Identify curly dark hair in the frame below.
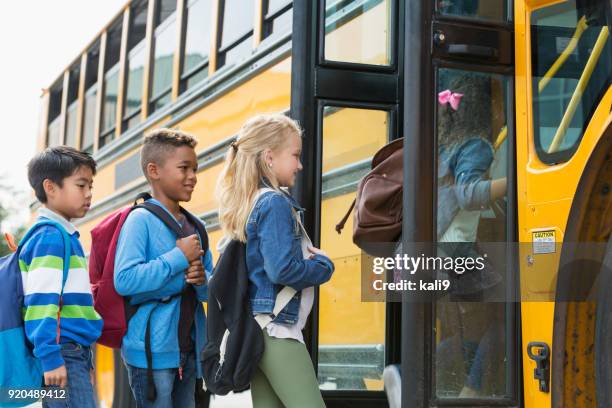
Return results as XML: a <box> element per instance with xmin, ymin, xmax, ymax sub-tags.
<box><xmin>140</xmin><ymin>128</ymin><xmax>198</xmax><ymax>177</ymax></box>
<box><xmin>437</xmin><ymin>73</ymin><xmax>492</xmax><ymax>148</ymax></box>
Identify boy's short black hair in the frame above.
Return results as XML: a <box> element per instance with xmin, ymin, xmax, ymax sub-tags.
<box><xmin>140</xmin><ymin>128</ymin><xmax>198</xmax><ymax>178</ymax></box>
<box><xmin>28</xmin><ymin>146</ymin><xmax>97</xmax><ymax>203</ymax></box>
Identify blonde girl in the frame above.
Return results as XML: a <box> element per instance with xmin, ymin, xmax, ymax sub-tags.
<box><xmin>216</xmin><ymin>113</ymin><xmax>334</xmax><ymax>407</ymax></box>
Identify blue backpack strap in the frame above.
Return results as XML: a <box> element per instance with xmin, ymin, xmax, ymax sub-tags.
<box><xmin>19</xmin><ymin>220</ymin><xmax>72</xmax><ymax>293</ymax></box>
<box><xmin>19</xmin><ymin>220</ymin><xmax>72</xmax><ymax>345</ymax></box>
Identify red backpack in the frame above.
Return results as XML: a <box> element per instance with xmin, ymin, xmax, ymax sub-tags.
<box><xmin>89</xmin><ymin>192</ymin><xmax>209</xmax><ymax>349</ymax></box>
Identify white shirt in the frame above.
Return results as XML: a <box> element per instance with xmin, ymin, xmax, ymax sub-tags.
<box><xmin>38</xmin><ymin>207</ymin><xmax>78</xmax><ymax>235</ymax></box>
<box><xmin>265</xmin><ymin>286</ymin><xmax>314</xmax><ymax>343</ymax></box>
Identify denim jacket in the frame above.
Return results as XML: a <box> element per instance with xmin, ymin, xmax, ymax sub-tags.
<box><xmin>437</xmin><ymin>137</ymin><xmax>494</xmax><ymax>239</ymax></box>
<box><xmin>245</xmin><ymin>189</ymin><xmax>334</xmax><ymax>324</ymax></box>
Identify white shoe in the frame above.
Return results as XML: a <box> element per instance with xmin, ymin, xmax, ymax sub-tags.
<box><xmin>383</xmin><ymin>364</ymin><xmax>401</xmax><ymax>408</ymax></box>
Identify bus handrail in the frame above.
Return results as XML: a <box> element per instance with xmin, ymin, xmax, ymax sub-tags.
<box><xmin>493</xmin><ymin>15</ymin><xmax>590</xmax><ymax>151</ymax></box>
<box><xmin>548</xmin><ymin>26</ymin><xmax>609</xmax><ymax>153</ymax></box>
<box><xmin>539</xmin><ymin>16</ymin><xmax>588</xmax><ymax>93</ymax></box>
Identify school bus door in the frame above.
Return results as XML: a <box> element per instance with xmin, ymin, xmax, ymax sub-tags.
<box><xmin>400</xmin><ymin>1</ymin><xmax>521</xmax><ymax>408</ymax></box>
<box><xmin>290</xmin><ymin>1</ymin><xmax>403</xmax><ymax>407</ymax></box>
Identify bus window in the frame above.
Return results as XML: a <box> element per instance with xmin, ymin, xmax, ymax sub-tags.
<box><xmin>82</xmin><ymin>87</ymin><xmax>97</xmax><ymax>154</ymax></box>
<box><xmin>217</xmin><ymin>0</ymin><xmax>254</xmax><ymax>69</ymax></box>
<box><xmin>101</xmin><ymin>66</ymin><xmax>120</xmax><ymax>146</ymax></box>
<box><xmin>100</xmin><ymin>20</ymin><xmax>123</xmax><ymax>148</ymax></box>
<box><xmin>318</xmin><ymin>106</ymin><xmax>389</xmax><ymax>391</ymax></box>
<box><xmin>65</xmin><ymin>102</ymin><xmax>78</xmax><ymax>148</ymax></box>
<box><xmin>181</xmin><ymin>0</ymin><xmax>212</xmax><ymax>92</ymax></box>
<box><xmin>324</xmin><ymin>0</ymin><xmax>392</xmax><ymax>66</ymax></box>
<box><xmin>150</xmin><ymin>0</ymin><xmax>177</xmax><ymax>113</ymax></box>
<box><xmin>531</xmin><ymin>0</ymin><xmax>611</xmax><ymax>164</ymax></box>
<box><xmin>262</xmin><ymin>0</ymin><xmax>292</xmax><ymax>41</ymax></box>
<box><xmin>82</xmin><ymin>43</ymin><xmax>100</xmax><ymax>154</ymax></box>
<box><xmin>436</xmin><ymin>0</ymin><xmax>510</xmax><ymax>22</ymax></box>
<box><xmin>47</xmin><ymin>82</ymin><xmax>63</xmax><ymax>148</ymax></box>
<box><xmin>123</xmin><ymin>43</ymin><xmax>146</xmax><ymax>130</ymax></box>
<box><xmin>434</xmin><ymin>68</ymin><xmax>510</xmax><ymax>399</ymax></box>
<box><xmin>123</xmin><ymin>0</ymin><xmax>149</xmax><ymax>131</ymax></box>
<box><xmin>65</xmin><ymin>65</ymin><xmax>80</xmax><ymax>148</ymax></box>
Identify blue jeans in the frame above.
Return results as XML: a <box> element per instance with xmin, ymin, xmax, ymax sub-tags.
<box><xmin>42</xmin><ymin>342</ymin><xmax>95</xmax><ymax>408</ymax></box>
<box><xmin>126</xmin><ymin>352</ymin><xmax>196</xmax><ymax>408</ymax></box>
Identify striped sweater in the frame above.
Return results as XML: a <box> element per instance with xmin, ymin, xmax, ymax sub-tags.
<box><xmin>19</xmin><ymin>209</ymin><xmax>102</xmax><ymax>372</ymax></box>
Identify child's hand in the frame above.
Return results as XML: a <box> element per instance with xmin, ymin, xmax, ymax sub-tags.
<box><xmin>176</xmin><ymin>234</ymin><xmax>204</xmax><ymax>262</ymax></box>
<box><xmin>186</xmin><ymin>260</ymin><xmax>206</xmax><ymax>285</ymax></box>
<box><xmin>90</xmin><ymin>368</ymin><xmax>95</xmax><ymax>386</ymax></box>
<box><xmin>44</xmin><ymin>365</ymin><xmax>67</xmax><ymax>388</ymax></box>
<box><xmin>307</xmin><ymin>246</ymin><xmax>328</xmax><ymax>259</ymax></box>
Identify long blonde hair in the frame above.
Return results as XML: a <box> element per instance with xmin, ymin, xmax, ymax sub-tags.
<box><xmin>215</xmin><ymin>113</ymin><xmax>302</xmax><ymax>242</ymax></box>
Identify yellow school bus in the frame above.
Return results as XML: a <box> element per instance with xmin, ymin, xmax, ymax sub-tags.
<box><xmin>33</xmin><ymin>0</ymin><xmax>610</xmax><ymax>407</ymax></box>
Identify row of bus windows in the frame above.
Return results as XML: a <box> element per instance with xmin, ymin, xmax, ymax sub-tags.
<box><xmin>46</xmin><ymin>0</ymin><xmax>515</xmax><ymax>154</ymax></box>
<box><xmin>46</xmin><ymin>0</ymin><xmax>294</xmax><ymax>153</ymax></box>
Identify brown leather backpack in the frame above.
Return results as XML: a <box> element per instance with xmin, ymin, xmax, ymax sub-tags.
<box><xmin>336</xmin><ymin>137</ymin><xmax>403</xmax><ymax>250</ymax></box>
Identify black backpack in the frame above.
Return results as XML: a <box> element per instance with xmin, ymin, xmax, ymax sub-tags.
<box><xmin>201</xmin><ymin>239</ymin><xmax>264</xmax><ymax>395</ymax></box>
<box><xmin>201</xmin><ymin>188</ymin><xmax>296</xmax><ymax>395</ymax></box>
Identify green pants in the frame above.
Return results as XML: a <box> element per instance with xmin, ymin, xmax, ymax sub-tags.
<box><xmin>251</xmin><ymin>330</ymin><xmax>326</xmax><ymax>407</ymax></box>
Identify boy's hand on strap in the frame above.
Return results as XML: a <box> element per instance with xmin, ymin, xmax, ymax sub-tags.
<box><xmin>44</xmin><ymin>365</ymin><xmax>67</xmax><ymax>388</ymax></box>
<box><xmin>176</xmin><ymin>234</ymin><xmax>204</xmax><ymax>262</ymax></box>
<box><xmin>186</xmin><ymin>259</ymin><xmax>206</xmax><ymax>286</ymax></box>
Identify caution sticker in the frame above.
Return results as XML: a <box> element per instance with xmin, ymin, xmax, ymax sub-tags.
<box><xmin>532</xmin><ymin>230</ymin><xmax>556</xmax><ymax>254</ymax></box>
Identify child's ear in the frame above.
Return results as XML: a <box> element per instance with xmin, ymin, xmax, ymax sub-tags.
<box><xmin>42</xmin><ymin>179</ymin><xmax>57</xmax><ymax>199</ymax></box>
<box><xmin>146</xmin><ymin>162</ymin><xmax>160</xmax><ymax>180</ymax></box>
<box><xmin>263</xmin><ymin>149</ymin><xmax>273</xmax><ymax>166</ymax></box>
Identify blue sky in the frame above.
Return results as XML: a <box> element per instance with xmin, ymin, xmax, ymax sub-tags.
<box><xmin>0</xmin><ymin>0</ymin><xmax>126</xmax><ymax>229</ymax></box>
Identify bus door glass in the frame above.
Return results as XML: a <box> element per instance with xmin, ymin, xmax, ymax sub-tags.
<box><xmin>429</xmin><ymin>1</ymin><xmax>517</xmax><ymax>405</ymax></box>
<box><xmin>318</xmin><ymin>105</ymin><xmax>392</xmax><ymax>392</ymax></box>
<box><xmin>434</xmin><ymin>68</ymin><xmax>512</xmax><ymax>400</ymax></box>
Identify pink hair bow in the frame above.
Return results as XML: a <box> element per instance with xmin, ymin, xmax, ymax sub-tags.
<box><xmin>438</xmin><ymin>89</ymin><xmax>464</xmax><ymax>111</ymax></box>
